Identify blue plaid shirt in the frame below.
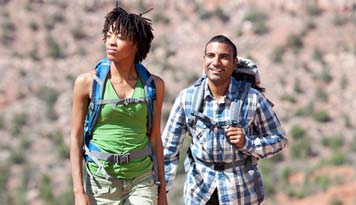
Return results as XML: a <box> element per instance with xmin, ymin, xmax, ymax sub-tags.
<box><xmin>163</xmin><ymin>77</ymin><xmax>287</xmax><ymax>205</ymax></box>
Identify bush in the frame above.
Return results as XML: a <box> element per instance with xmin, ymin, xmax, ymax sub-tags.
<box><xmin>321</xmin><ymin>135</ymin><xmax>344</xmax><ymax>150</ymax></box>
<box><xmin>11</xmin><ymin>113</ymin><xmax>27</xmax><ymax>136</ymax></box>
<box><xmin>295</xmin><ymin>102</ymin><xmax>314</xmax><ymax>117</ymax></box>
<box><xmin>270</xmin><ymin>46</ymin><xmax>286</xmax><ymax>63</ymax></box>
<box><xmin>243</xmin><ymin>8</ymin><xmax>269</xmax><ymax>35</ymax></box>
<box><xmin>290</xmin><ymin>125</ymin><xmax>305</xmax><ymax>140</ymax></box>
<box><xmin>312</xmin><ymin>110</ymin><xmax>331</xmax><ymax>123</ymax></box>
<box><xmin>38</xmin><ymin>174</ymin><xmax>54</xmax><ymax>202</ymax></box>
<box><xmin>0</xmin><ymin>116</ymin><xmax>4</xmax><ymax>130</ymax></box>
<box><xmin>36</xmin><ymin>85</ymin><xmax>59</xmax><ymax>121</ymax></box>
<box><xmin>328</xmin><ymin>152</ymin><xmax>346</xmax><ymax>166</ymax></box>
<box><xmin>315</xmin><ymin>175</ymin><xmax>330</xmax><ymax>191</ymax></box>
<box><xmin>315</xmin><ymin>68</ymin><xmax>333</xmax><ymax>84</ymax></box>
<box><xmin>286</xmin><ymin>33</ymin><xmax>303</xmax><ymax>54</ymax></box>
<box><xmin>46</xmin><ymin>34</ymin><xmax>64</xmax><ymax>59</ymax></box>
<box><xmin>290</xmin><ymin>138</ymin><xmax>312</xmax><ymax>160</ymax></box>
<box><xmin>315</xmin><ymin>87</ymin><xmax>328</xmax><ymax>102</ymax></box>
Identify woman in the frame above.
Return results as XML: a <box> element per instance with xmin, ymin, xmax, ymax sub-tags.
<box><xmin>70</xmin><ymin>5</ymin><xmax>167</xmax><ymax>205</ymax></box>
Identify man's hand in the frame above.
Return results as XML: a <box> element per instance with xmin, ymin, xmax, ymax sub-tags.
<box><xmin>225</xmin><ymin>126</ymin><xmax>246</xmax><ymax>148</ymax></box>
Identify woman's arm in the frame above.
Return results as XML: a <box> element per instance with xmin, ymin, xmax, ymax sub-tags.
<box><xmin>70</xmin><ymin>72</ymin><xmax>93</xmax><ymax>205</ymax></box>
<box><xmin>150</xmin><ymin>75</ymin><xmax>167</xmax><ymax>205</ymax></box>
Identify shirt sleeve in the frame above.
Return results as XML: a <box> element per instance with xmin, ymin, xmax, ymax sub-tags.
<box><xmin>240</xmin><ymin>94</ymin><xmax>288</xmax><ymax>159</ymax></box>
<box><xmin>162</xmin><ymin>92</ymin><xmax>187</xmax><ymax>191</ymax></box>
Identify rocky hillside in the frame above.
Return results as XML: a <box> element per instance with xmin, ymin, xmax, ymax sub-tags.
<box><xmin>0</xmin><ymin>0</ymin><xmax>355</xmax><ymax>204</ymax></box>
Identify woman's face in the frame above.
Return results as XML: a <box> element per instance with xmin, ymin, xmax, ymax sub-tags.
<box><xmin>105</xmin><ymin>27</ymin><xmax>137</xmax><ymax>63</ymax></box>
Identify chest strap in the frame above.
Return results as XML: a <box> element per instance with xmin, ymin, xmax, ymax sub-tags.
<box><xmin>87</xmin><ymin>146</ymin><xmax>152</xmax><ymax>164</ymax></box>
<box><xmin>97</xmin><ymin>98</ymin><xmax>149</xmax><ymax>109</ymax></box>
<box><xmin>188</xmin><ymin>110</ymin><xmax>238</xmax><ymax>129</ymax></box>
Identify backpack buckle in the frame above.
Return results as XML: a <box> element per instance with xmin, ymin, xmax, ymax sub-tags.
<box><xmin>114</xmin><ymin>154</ymin><xmax>130</xmax><ymax>164</ymax></box>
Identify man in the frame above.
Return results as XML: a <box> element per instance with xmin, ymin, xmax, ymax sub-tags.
<box><xmin>70</xmin><ymin>5</ymin><xmax>167</xmax><ymax>205</ymax></box>
<box><xmin>162</xmin><ymin>35</ymin><xmax>287</xmax><ymax>205</ymax></box>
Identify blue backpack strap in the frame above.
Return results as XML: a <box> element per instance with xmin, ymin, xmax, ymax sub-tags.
<box><xmin>230</xmin><ymin>80</ymin><xmax>251</xmax><ymax>128</ymax></box>
<box><xmin>84</xmin><ymin>58</ymin><xmax>111</xmax><ymax>156</ymax></box>
<box><xmin>135</xmin><ymin>63</ymin><xmax>160</xmax><ymax>184</ymax></box>
<box><xmin>135</xmin><ymin>63</ymin><xmax>156</xmax><ymax>133</ymax></box>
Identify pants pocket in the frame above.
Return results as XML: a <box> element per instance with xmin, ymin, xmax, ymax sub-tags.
<box><xmin>85</xmin><ymin>175</ymin><xmax>111</xmax><ymax>196</ymax></box>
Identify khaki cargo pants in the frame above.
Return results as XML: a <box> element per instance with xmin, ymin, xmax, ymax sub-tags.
<box><xmin>85</xmin><ymin>171</ymin><xmax>158</xmax><ymax>205</ymax></box>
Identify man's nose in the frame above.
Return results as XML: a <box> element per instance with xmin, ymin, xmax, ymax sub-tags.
<box><xmin>212</xmin><ymin>56</ymin><xmax>221</xmax><ymax>65</ymax></box>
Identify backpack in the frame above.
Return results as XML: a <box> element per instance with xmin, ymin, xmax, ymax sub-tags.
<box><xmin>188</xmin><ymin>56</ymin><xmax>263</xmax><ymax>130</ymax></box>
<box><xmin>83</xmin><ymin>58</ymin><xmax>159</xmax><ymax>183</ymax></box>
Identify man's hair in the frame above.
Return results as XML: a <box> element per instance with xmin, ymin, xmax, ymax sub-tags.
<box><xmin>102</xmin><ymin>6</ymin><xmax>154</xmax><ymax>63</ymax></box>
<box><xmin>204</xmin><ymin>35</ymin><xmax>237</xmax><ymax>59</ymax></box>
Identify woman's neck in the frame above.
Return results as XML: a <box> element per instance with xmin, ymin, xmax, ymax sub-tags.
<box><xmin>110</xmin><ymin>60</ymin><xmax>137</xmax><ymax>83</ymax></box>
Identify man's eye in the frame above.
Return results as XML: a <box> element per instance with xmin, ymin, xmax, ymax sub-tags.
<box><xmin>206</xmin><ymin>54</ymin><xmax>214</xmax><ymax>58</ymax></box>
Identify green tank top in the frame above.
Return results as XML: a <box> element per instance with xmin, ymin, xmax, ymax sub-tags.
<box><xmin>88</xmin><ymin>78</ymin><xmax>152</xmax><ymax>179</ymax></box>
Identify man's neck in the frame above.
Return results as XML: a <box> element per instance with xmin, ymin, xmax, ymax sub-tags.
<box><xmin>207</xmin><ymin>79</ymin><xmax>230</xmax><ymax>102</ymax></box>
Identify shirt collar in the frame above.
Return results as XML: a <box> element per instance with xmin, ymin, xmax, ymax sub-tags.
<box><xmin>203</xmin><ymin>77</ymin><xmax>238</xmax><ymax>102</ymax></box>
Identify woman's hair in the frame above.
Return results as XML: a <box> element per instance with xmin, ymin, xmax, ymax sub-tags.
<box><xmin>102</xmin><ymin>6</ymin><xmax>154</xmax><ymax>63</ymax></box>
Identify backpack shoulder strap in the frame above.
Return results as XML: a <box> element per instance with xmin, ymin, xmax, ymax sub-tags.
<box><xmin>135</xmin><ymin>63</ymin><xmax>156</xmax><ymax>133</ymax></box>
<box><xmin>230</xmin><ymin>80</ymin><xmax>251</xmax><ymax>128</ymax></box>
<box><xmin>187</xmin><ymin>77</ymin><xmax>207</xmax><ymax>127</ymax></box>
<box><xmin>84</xmin><ymin>58</ymin><xmax>111</xmax><ymax>147</ymax></box>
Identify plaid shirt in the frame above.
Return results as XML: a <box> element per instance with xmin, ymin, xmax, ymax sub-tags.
<box><xmin>163</xmin><ymin>77</ymin><xmax>287</xmax><ymax>205</ymax></box>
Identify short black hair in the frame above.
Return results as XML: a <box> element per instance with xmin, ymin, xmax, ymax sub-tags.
<box><xmin>204</xmin><ymin>35</ymin><xmax>237</xmax><ymax>59</ymax></box>
<box><xmin>102</xmin><ymin>6</ymin><xmax>154</xmax><ymax>63</ymax></box>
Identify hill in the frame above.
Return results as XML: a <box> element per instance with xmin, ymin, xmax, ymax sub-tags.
<box><xmin>0</xmin><ymin>0</ymin><xmax>355</xmax><ymax>204</ymax></box>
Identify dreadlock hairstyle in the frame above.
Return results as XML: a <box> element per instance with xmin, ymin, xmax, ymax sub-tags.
<box><xmin>102</xmin><ymin>5</ymin><xmax>154</xmax><ymax>63</ymax></box>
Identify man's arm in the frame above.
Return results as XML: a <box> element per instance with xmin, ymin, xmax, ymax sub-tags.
<box><xmin>240</xmin><ymin>94</ymin><xmax>288</xmax><ymax>159</ymax></box>
<box><xmin>162</xmin><ymin>92</ymin><xmax>187</xmax><ymax>191</ymax></box>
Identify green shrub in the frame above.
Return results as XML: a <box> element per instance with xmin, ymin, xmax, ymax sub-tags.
<box><xmin>280</xmin><ymin>94</ymin><xmax>296</xmax><ymax>103</ymax></box>
<box><xmin>10</xmin><ymin>150</ymin><xmax>25</xmax><ymax>164</ymax></box>
<box><xmin>290</xmin><ymin>125</ymin><xmax>305</xmax><ymax>140</ymax></box>
<box><xmin>11</xmin><ymin>113</ymin><xmax>27</xmax><ymax>136</ymax></box>
<box><xmin>321</xmin><ymin>135</ymin><xmax>344</xmax><ymax>150</ymax></box>
<box><xmin>213</xmin><ymin>7</ymin><xmax>230</xmax><ymax>23</ymax></box>
<box><xmin>329</xmin><ymin>195</ymin><xmax>343</xmax><ymax>205</ymax></box>
<box><xmin>286</xmin><ymin>33</ymin><xmax>303</xmax><ymax>54</ymax></box>
<box><xmin>305</xmin><ymin>3</ymin><xmax>323</xmax><ymax>16</ymax></box>
<box><xmin>315</xmin><ymin>175</ymin><xmax>330</xmax><ymax>191</ymax></box>
<box><xmin>36</xmin><ymin>85</ymin><xmax>59</xmax><ymax>120</ymax></box>
<box><xmin>313</xmin><ymin>47</ymin><xmax>325</xmax><ymax>64</ymax></box>
<box><xmin>295</xmin><ymin>102</ymin><xmax>314</xmax><ymax>117</ymax></box>
<box><xmin>328</xmin><ymin>152</ymin><xmax>346</xmax><ymax>166</ymax></box>
<box><xmin>0</xmin><ymin>116</ymin><xmax>4</xmax><ymax>129</ymax></box>
<box><xmin>290</xmin><ymin>138</ymin><xmax>312</xmax><ymax>160</ymax></box>
<box><xmin>349</xmin><ymin>136</ymin><xmax>356</xmax><ymax>153</ymax></box>
<box><xmin>46</xmin><ymin>34</ymin><xmax>64</xmax><ymax>59</ymax></box>
<box><xmin>243</xmin><ymin>8</ymin><xmax>268</xmax><ymax>35</ymax></box>
<box><xmin>312</xmin><ymin>110</ymin><xmax>331</xmax><ymax>123</ymax></box>
<box><xmin>315</xmin><ymin>68</ymin><xmax>333</xmax><ymax>84</ymax></box>
<box><xmin>315</xmin><ymin>87</ymin><xmax>328</xmax><ymax>102</ymax></box>
<box><xmin>270</xmin><ymin>46</ymin><xmax>286</xmax><ymax>63</ymax></box>
<box><xmin>340</xmin><ymin>74</ymin><xmax>348</xmax><ymax>90</ymax></box>
<box><xmin>152</xmin><ymin>12</ymin><xmax>170</xmax><ymax>24</ymax></box>
<box><xmin>0</xmin><ymin>18</ymin><xmax>16</xmax><ymax>45</ymax></box>
<box><xmin>293</xmin><ymin>78</ymin><xmax>303</xmax><ymax>94</ymax></box>
<box><xmin>39</xmin><ymin>174</ymin><xmax>54</xmax><ymax>202</ymax></box>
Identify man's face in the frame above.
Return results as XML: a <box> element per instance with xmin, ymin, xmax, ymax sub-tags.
<box><xmin>204</xmin><ymin>42</ymin><xmax>237</xmax><ymax>85</ymax></box>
